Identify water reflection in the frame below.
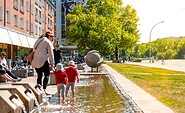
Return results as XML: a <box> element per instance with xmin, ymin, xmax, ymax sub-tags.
<box><xmin>41</xmin><ymin>75</ymin><xmax>133</xmax><ymax>112</ymax></box>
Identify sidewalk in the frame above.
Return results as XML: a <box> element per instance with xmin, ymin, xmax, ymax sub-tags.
<box><xmin>102</xmin><ymin>64</ymin><xmax>174</xmax><ymax>113</ymax></box>
<box><xmin>127</xmin><ymin>60</ymin><xmax>185</xmax><ymax>72</ymax></box>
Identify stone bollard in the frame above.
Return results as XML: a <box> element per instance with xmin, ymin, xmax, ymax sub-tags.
<box><xmin>12</xmin><ymin>82</ymin><xmax>43</xmax><ymax>104</ymax></box>
<box><xmin>0</xmin><ymin>85</ymin><xmax>34</xmax><ymax>112</ymax></box>
<box><xmin>0</xmin><ymin>90</ymin><xmax>22</xmax><ymax>113</ymax></box>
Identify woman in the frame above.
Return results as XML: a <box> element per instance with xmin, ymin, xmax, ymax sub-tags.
<box><xmin>0</xmin><ymin>51</ymin><xmax>22</xmax><ymax>82</ymax></box>
<box><xmin>31</xmin><ymin>32</ymin><xmax>54</xmax><ymax>95</ymax></box>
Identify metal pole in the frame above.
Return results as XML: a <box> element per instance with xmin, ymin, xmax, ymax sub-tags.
<box><xmin>149</xmin><ymin>21</ymin><xmax>164</xmax><ymax>63</ymax></box>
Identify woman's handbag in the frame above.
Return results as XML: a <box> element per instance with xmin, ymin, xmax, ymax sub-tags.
<box><xmin>28</xmin><ymin>39</ymin><xmax>43</xmax><ymax>63</ymax></box>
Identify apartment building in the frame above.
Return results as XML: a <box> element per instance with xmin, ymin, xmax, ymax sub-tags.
<box><xmin>51</xmin><ymin>0</ymin><xmax>87</xmax><ymax>46</ymax></box>
<box><xmin>0</xmin><ymin>0</ymin><xmax>55</xmax><ymax>62</ymax></box>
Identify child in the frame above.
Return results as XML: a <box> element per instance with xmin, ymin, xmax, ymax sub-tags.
<box><xmin>65</xmin><ymin>60</ymin><xmax>79</xmax><ymax>98</ymax></box>
<box><xmin>53</xmin><ymin>63</ymin><xmax>68</xmax><ymax>101</ymax></box>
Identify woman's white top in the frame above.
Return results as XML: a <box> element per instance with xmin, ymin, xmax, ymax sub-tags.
<box><xmin>31</xmin><ymin>37</ymin><xmax>54</xmax><ymax>68</ymax></box>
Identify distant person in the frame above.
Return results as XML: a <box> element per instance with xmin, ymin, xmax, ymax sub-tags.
<box><xmin>52</xmin><ymin>63</ymin><xmax>68</xmax><ymax>101</ymax></box>
<box><xmin>161</xmin><ymin>55</ymin><xmax>165</xmax><ymax>65</ymax></box>
<box><xmin>23</xmin><ymin>53</ymin><xmax>28</xmax><ymax>67</ymax></box>
<box><xmin>122</xmin><ymin>56</ymin><xmax>125</xmax><ymax>63</ymax></box>
<box><xmin>65</xmin><ymin>60</ymin><xmax>79</xmax><ymax>98</ymax></box>
<box><xmin>128</xmin><ymin>56</ymin><xmax>131</xmax><ymax>63</ymax></box>
<box><xmin>0</xmin><ymin>51</ymin><xmax>22</xmax><ymax>82</ymax></box>
<box><xmin>53</xmin><ymin>44</ymin><xmax>63</xmax><ymax>67</ymax></box>
<box><xmin>31</xmin><ymin>32</ymin><xmax>55</xmax><ymax>95</ymax></box>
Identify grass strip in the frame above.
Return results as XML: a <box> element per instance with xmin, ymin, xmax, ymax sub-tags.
<box><xmin>106</xmin><ymin>62</ymin><xmax>185</xmax><ymax>113</ymax></box>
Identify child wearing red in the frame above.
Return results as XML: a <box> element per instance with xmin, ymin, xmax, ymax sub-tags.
<box><xmin>53</xmin><ymin>63</ymin><xmax>68</xmax><ymax>100</ymax></box>
<box><xmin>65</xmin><ymin>60</ymin><xmax>79</xmax><ymax>98</ymax></box>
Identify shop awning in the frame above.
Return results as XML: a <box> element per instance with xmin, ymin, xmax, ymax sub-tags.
<box><xmin>18</xmin><ymin>34</ymin><xmax>29</xmax><ymax>48</ymax></box>
<box><xmin>8</xmin><ymin>30</ymin><xmax>22</xmax><ymax>46</ymax></box>
<box><xmin>0</xmin><ymin>27</ymin><xmax>12</xmax><ymax>45</ymax></box>
<box><xmin>27</xmin><ymin>37</ymin><xmax>37</xmax><ymax>48</ymax></box>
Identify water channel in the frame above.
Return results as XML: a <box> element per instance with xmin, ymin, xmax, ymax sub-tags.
<box><xmin>39</xmin><ymin>74</ymin><xmax>135</xmax><ymax>113</ymax></box>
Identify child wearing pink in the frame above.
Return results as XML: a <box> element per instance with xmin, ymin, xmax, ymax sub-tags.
<box><xmin>53</xmin><ymin>63</ymin><xmax>68</xmax><ymax>100</ymax></box>
<box><xmin>65</xmin><ymin>61</ymin><xmax>79</xmax><ymax>98</ymax></box>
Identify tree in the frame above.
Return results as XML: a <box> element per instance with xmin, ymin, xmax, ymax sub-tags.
<box><xmin>66</xmin><ymin>0</ymin><xmax>140</xmax><ymax>57</ymax></box>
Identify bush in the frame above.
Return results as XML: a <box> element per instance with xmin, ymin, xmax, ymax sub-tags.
<box><xmin>134</xmin><ymin>59</ymin><xmax>142</xmax><ymax>62</ymax></box>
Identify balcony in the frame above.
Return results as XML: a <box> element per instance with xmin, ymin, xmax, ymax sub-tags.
<box><xmin>13</xmin><ymin>1</ymin><xmax>19</xmax><ymax>10</ymax></box>
<box><xmin>20</xmin><ymin>6</ymin><xmax>24</xmax><ymax>13</ymax></box>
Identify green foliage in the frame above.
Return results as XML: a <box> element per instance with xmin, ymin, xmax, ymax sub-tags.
<box><xmin>66</xmin><ymin>0</ymin><xmax>140</xmax><ymax>56</ymax></box>
<box><xmin>134</xmin><ymin>58</ymin><xmax>142</xmax><ymax>62</ymax></box>
<box><xmin>128</xmin><ymin>37</ymin><xmax>185</xmax><ymax>59</ymax></box>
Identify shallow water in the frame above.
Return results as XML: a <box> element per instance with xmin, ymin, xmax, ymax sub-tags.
<box><xmin>41</xmin><ymin>75</ymin><xmax>134</xmax><ymax>113</ymax></box>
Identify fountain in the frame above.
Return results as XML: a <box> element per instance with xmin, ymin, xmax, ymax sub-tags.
<box><xmin>0</xmin><ymin>85</ymin><xmax>34</xmax><ymax>112</ymax></box>
<box><xmin>24</xmin><ymin>88</ymin><xmax>42</xmax><ymax>113</ymax></box>
<box><xmin>9</xmin><ymin>94</ymin><xmax>27</xmax><ymax>113</ymax></box>
<box><xmin>0</xmin><ymin>90</ymin><xmax>22</xmax><ymax>113</ymax></box>
<box><xmin>35</xmin><ymin>84</ymin><xmax>49</xmax><ymax>105</ymax></box>
<box><xmin>84</xmin><ymin>50</ymin><xmax>104</xmax><ymax>72</ymax></box>
<box><xmin>12</xmin><ymin>82</ymin><xmax>43</xmax><ymax>104</ymax></box>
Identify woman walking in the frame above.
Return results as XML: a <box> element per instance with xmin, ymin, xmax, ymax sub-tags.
<box><xmin>31</xmin><ymin>32</ymin><xmax>55</xmax><ymax>95</ymax></box>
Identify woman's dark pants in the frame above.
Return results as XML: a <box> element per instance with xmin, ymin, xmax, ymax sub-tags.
<box><xmin>35</xmin><ymin>61</ymin><xmax>50</xmax><ymax>89</ymax></box>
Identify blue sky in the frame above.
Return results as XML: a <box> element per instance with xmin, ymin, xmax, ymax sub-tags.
<box><xmin>123</xmin><ymin>0</ymin><xmax>185</xmax><ymax>43</ymax></box>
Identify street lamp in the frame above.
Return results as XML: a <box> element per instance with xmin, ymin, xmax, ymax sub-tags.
<box><xmin>149</xmin><ymin>21</ymin><xmax>164</xmax><ymax>63</ymax></box>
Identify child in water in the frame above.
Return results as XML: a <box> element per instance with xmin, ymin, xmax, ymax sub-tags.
<box><xmin>65</xmin><ymin>60</ymin><xmax>79</xmax><ymax>98</ymax></box>
<box><xmin>53</xmin><ymin>63</ymin><xmax>68</xmax><ymax>101</ymax></box>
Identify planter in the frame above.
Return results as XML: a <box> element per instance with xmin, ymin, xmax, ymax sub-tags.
<box><xmin>11</xmin><ymin>69</ymin><xmax>28</xmax><ymax>78</ymax></box>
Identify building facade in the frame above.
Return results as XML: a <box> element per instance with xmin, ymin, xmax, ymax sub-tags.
<box><xmin>51</xmin><ymin>0</ymin><xmax>87</xmax><ymax>46</ymax></box>
<box><xmin>0</xmin><ymin>0</ymin><xmax>55</xmax><ymax>62</ymax></box>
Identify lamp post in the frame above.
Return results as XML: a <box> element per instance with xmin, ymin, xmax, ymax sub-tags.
<box><xmin>149</xmin><ymin>21</ymin><xmax>164</xmax><ymax>63</ymax></box>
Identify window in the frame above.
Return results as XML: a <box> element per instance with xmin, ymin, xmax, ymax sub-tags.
<box><xmin>20</xmin><ymin>0</ymin><xmax>24</xmax><ymax>13</ymax></box>
<box><xmin>20</xmin><ymin>17</ymin><xmax>24</xmax><ymax>29</ymax></box>
<box><xmin>0</xmin><ymin>6</ymin><xmax>2</xmax><ymax>21</ymax></box>
<box><xmin>35</xmin><ymin>8</ymin><xmax>38</xmax><ymax>16</ymax></box>
<box><xmin>45</xmin><ymin>16</ymin><xmax>47</xmax><ymax>23</ymax></box>
<box><xmin>26</xmin><ymin>1</ymin><xmax>29</xmax><ymax>11</ymax></box>
<box><xmin>42</xmin><ymin>14</ymin><xmax>44</xmax><ymax>22</ymax></box>
<box><xmin>39</xmin><ymin>11</ymin><xmax>41</xmax><ymax>18</ymax></box>
<box><xmin>45</xmin><ymin>2</ymin><xmax>47</xmax><ymax>9</ymax></box>
<box><xmin>31</xmin><ymin>23</ymin><xmax>33</xmax><ymax>33</ymax></box>
<box><xmin>14</xmin><ymin>0</ymin><xmax>19</xmax><ymax>10</ymax></box>
<box><xmin>39</xmin><ymin>27</ymin><xmax>41</xmax><ymax>36</ymax></box>
<box><xmin>26</xmin><ymin>20</ymin><xmax>29</xmax><ymax>31</ymax></box>
<box><xmin>43</xmin><ymin>0</ymin><xmax>45</xmax><ymax>7</ymax></box>
<box><xmin>31</xmin><ymin>5</ymin><xmax>33</xmax><ymax>14</ymax></box>
<box><xmin>35</xmin><ymin>25</ymin><xmax>38</xmax><ymax>35</ymax></box>
<box><xmin>14</xmin><ymin>14</ymin><xmax>18</xmax><ymax>27</ymax></box>
<box><xmin>6</xmin><ymin>10</ymin><xmax>10</xmax><ymax>24</ymax></box>
<box><xmin>42</xmin><ymin>29</ymin><xmax>44</xmax><ymax>34</ymax></box>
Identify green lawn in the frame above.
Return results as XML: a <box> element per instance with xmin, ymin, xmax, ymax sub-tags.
<box><xmin>106</xmin><ymin>63</ymin><xmax>185</xmax><ymax>113</ymax></box>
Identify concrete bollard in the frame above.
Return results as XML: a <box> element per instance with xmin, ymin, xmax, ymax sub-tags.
<box><xmin>12</xmin><ymin>82</ymin><xmax>43</xmax><ymax>104</ymax></box>
<box><xmin>0</xmin><ymin>90</ymin><xmax>22</xmax><ymax>113</ymax></box>
<box><xmin>0</xmin><ymin>85</ymin><xmax>34</xmax><ymax>112</ymax></box>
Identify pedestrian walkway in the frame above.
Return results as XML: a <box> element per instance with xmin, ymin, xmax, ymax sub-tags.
<box><xmin>102</xmin><ymin>64</ymin><xmax>174</xmax><ymax>113</ymax></box>
<box><xmin>127</xmin><ymin>60</ymin><xmax>185</xmax><ymax>72</ymax></box>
